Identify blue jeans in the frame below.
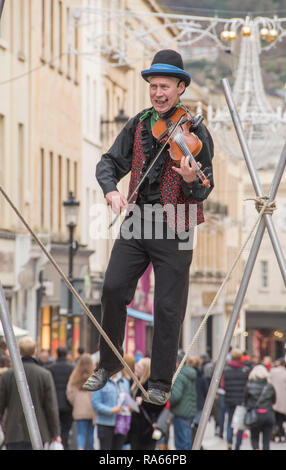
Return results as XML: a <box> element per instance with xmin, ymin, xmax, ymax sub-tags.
<box><xmin>173</xmin><ymin>416</ymin><xmax>194</xmax><ymax>450</ymax></box>
<box><xmin>225</xmin><ymin>404</ymin><xmax>243</xmax><ymax>449</ymax></box>
<box><xmin>76</xmin><ymin>419</ymin><xmax>94</xmax><ymax>450</ymax></box>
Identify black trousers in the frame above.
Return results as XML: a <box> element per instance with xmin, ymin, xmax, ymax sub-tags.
<box><xmin>250</xmin><ymin>411</ymin><xmax>275</xmax><ymax>450</ymax></box>
<box><xmin>59</xmin><ymin>410</ymin><xmax>73</xmax><ymax>449</ymax></box>
<box><xmin>99</xmin><ymin>216</ymin><xmax>193</xmax><ymax>391</ymax></box>
<box><xmin>97</xmin><ymin>425</ymin><xmax>127</xmax><ymax>450</ymax></box>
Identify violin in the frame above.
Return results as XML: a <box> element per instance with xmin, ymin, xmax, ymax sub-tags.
<box><xmin>152</xmin><ymin>106</ymin><xmax>211</xmax><ymax>188</ymax></box>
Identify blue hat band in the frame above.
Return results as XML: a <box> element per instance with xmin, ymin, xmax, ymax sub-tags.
<box><xmin>141</xmin><ymin>63</ymin><xmax>190</xmax><ymax>80</ymax></box>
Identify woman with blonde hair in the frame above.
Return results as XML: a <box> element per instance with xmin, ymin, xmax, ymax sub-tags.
<box><xmin>244</xmin><ymin>364</ymin><xmax>276</xmax><ymax>450</ymax></box>
<box><xmin>66</xmin><ymin>353</ymin><xmax>96</xmax><ymax>450</ymax></box>
<box><xmin>129</xmin><ymin>357</ymin><xmax>164</xmax><ymax>450</ymax></box>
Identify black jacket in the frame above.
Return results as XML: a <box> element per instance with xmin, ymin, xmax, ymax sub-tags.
<box><xmin>223</xmin><ymin>360</ymin><xmax>251</xmax><ymax>407</ymax></box>
<box><xmin>0</xmin><ymin>357</ymin><xmax>60</xmax><ymax>444</ymax></box>
<box><xmin>244</xmin><ymin>378</ymin><xmax>276</xmax><ymax>411</ymax></box>
<box><xmin>96</xmin><ymin>108</ymin><xmax>214</xmax><ymax>203</ymax></box>
<box><xmin>46</xmin><ymin>358</ymin><xmax>74</xmax><ymax>412</ymax></box>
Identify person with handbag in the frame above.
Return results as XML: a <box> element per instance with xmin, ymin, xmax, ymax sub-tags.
<box><xmin>221</xmin><ymin>348</ymin><xmax>251</xmax><ymax>450</ymax></box>
<box><xmin>92</xmin><ymin>370</ymin><xmax>131</xmax><ymax>450</ymax></box>
<box><xmin>129</xmin><ymin>357</ymin><xmax>164</xmax><ymax>450</ymax></box>
<box><xmin>244</xmin><ymin>364</ymin><xmax>276</xmax><ymax>450</ymax></box>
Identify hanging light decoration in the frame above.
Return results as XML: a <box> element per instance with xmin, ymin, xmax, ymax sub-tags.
<box><xmin>228</xmin><ymin>30</ymin><xmax>237</xmax><ymax>40</ymax></box>
<box><xmin>209</xmin><ymin>19</ymin><xmax>286</xmax><ymax>170</ymax></box>
<box><xmin>241</xmin><ymin>25</ymin><xmax>252</xmax><ymax>36</ymax></box>
<box><xmin>259</xmin><ymin>27</ymin><xmax>269</xmax><ymax>40</ymax></box>
<box><xmin>266</xmin><ymin>28</ymin><xmax>279</xmax><ymax>42</ymax></box>
<box><xmin>220</xmin><ymin>30</ymin><xmax>230</xmax><ymax>41</ymax></box>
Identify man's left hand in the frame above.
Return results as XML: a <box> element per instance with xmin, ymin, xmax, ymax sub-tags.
<box><xmin>172</xmin><ymin>156</ymin><xmax>200</xmax><ymax>184</ymax></box>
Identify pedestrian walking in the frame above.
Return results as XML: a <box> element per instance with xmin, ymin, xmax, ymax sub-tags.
<box><xmin>46</xmin><ymin>346</ymin><xmax>74</xmax><ymax>449</ymax></box>
<box><xmin>129</xmin><ymin>357</ymin><xmax>164</xmax><ymax>450</ymax></box>
<box><xmin>269</xmin><ymin>358</ymin><xmax>286</xmax><ymax>442</ymax></box>
<box><xmin>92</xmin><ymin>370</ymin><xmax>131</xmax><ymax>450</ymax></box>
<box><xmin>122</xmin><ymin>353</ymin><xmax>136</xmax><ymax>383</ymax></box>
<box><xmin>0</xmin><ymin>336</ymin><xmax>61</xmax><ymax>450</ymax></box>
<box><xmin>83</xmin><ymin>48</ymin><xmax>214</xmax><ymax>407</ymax></box>
<box><xmin>0</xmin><ymin>352</ymin><xmax>10</xmax><ymax>450</ymax></box>
<box><xmin>169</xmin><ymin>351</ymin><xmax>197</xmax><ymax>450</ymax></box>
<box><xmin>38</xmin><ymin>348</ymin><xmax>54</xmax><ymax>367</ymax></box>
<box><xmin>221</xmin><ymin>348</ymin><xmax>251</xmax><ymax>450</ymax></box>
<box><xmin>66</xmin><ymin>353</ymin><xmax>96</xmax><ymax>450</ymax></box>
<box><xmin>244</xmin><ymin>364</ymin><xmax>276</xmax><ymax>450</ymax></box>
<box><xmin>188</xmin><ymin>356</ymin><xmax>208</xmax><ymax>444</ymax></box>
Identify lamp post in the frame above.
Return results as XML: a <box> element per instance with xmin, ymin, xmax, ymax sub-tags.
<box><xmin>63</xmin><ymin>191</ymin><xmax>80</xmax><ymax>354</ymax></box>
<box><xmin>101</xmin><ymin>108</ymin><xmax>129</xmax><ymax>138</ymax></box>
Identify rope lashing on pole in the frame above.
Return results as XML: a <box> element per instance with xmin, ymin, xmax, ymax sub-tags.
<box><xmin>245</xmin><ymin>196</ymin><xmax>277</xmax><ymax>215</ymax></box>
<box><xmin>172</xmin><ymin>196</ymin><xmax>277</xmax><ymax>385</ymax></box>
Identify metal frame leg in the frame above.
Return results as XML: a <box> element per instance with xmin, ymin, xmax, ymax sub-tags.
<box><xmin>192</xmin><ymin>79</ymin><xmax>286</xmax><ymax>450</ymax></box>
<box><xmin>0</xmin><ymin>284</ymin><xmax>43</xmax><ymax>449</ymax></box>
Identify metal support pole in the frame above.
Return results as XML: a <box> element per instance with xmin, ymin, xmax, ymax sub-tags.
<box><xmin>222</xmin><ymin>78</ymin><xmax>286</xmax><ymax>285</ymax></box>
<box><xmin>192</xmin><ymin>79</ymin><xmax>286</xmax><ymax>450</ymax></box>
<box><xmin>0</xmin><ymin>284</ymin><xmax>43</xmax><ymax>450</ymax></box>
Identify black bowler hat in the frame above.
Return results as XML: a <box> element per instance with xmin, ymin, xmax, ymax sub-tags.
<box><xmin>141</xmin><ymin>49</ymin><xmax>191</xmax><ymax>86</ymax></box>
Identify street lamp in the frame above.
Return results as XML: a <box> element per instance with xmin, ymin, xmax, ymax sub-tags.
<box><xmin>114</xmin><ymin>108</ymin><xmax>129</xmax><ymax>133</ymax></box>
<box><xmin>101</xmin><ymin>108</ymin><xmax>129</xmax><ymax>138</ymax></box>
<box><xmin>63</xmin><ymin>191</ymin><xmax>80</xmax><ymax>354</ymax></box>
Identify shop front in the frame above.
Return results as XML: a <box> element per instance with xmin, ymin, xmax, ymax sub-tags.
<box><xmin>245</xmin><ymin>310</ymin><xmax>286</xmax><ymax>360</ymax></box>
<box><xmin>38</xmin><ymin>243</ymin><xmax>93</xmax><ymax>358</ymax></box>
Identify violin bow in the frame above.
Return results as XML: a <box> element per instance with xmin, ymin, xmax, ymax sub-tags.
<box><xmin>108</xmin><ymin>111</ymin><xmax>187</xmax><ymax>229</ymax></box>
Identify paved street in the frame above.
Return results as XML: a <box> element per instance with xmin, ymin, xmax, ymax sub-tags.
<box><xmin>189</xmin><ymin>418</ymin><xmax>286</xmax><ymax>451</ymax></box>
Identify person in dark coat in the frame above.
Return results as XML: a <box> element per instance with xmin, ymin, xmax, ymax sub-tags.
<box><xmin>0</xmin><ymin>336</ymin><xmax>61</xmax><ymax>450</ymax></box>
<box><xmin>244</xmin><ymin>364</ymin><xmax>276</xmax><ymax>450</ymax></box>
<box><xmin>221</xmin><ymin>348</ymin><xmax>251</xmax><ymax>450</ymax></box>
<box><xmin>46</xmin><ymin>346</ymin><xmax>74</xmax><ymax>449</ymax></box>
<box><xmin>129</xmin><ymin>358</ymin><xmax>164</xmax><ymax>450</ymax></box>
<box><xmin>189</xmin><ymin>356</ymin><xmax>208</xmax><ymax>445</ymax></box>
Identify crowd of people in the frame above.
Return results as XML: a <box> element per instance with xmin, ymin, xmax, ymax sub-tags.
<box><xmin>0</xmin><ymin>337</ymin><xmax>286</xmax><ymax>451</ymax></box>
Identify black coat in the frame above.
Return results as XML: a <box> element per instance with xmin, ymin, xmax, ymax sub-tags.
<box><xmin>0</xmin><ymin>357</ymin><xmax>60</xmax><ymax>444</ymax></box>
<box><xmin>46</xmin><ymin>358</ymin><xmax>74</xmax><ymax>412</ymax></box>
<box><xmin>129</xmin><ymin>381</ymin><xmax>164</xmax><ymax>450</ymax></box>
<box><xmin>223</xmin><ymin>360</ymin><xmax>251</xmax><ymax>407</ymax></box>
<box><xmin>194</xmin><ymin>367</ymin><xmax>208</xmax><ymax>411</ymax></box>
<box><xmin>244</xmin><ymin>378</ymin><xmax>276</xmax><ymax>410</ymax></box>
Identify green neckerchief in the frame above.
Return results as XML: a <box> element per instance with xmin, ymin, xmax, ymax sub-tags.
<box><xmin>139</xmin><ymin>100</ymin><xmax>182</xmax><ymax>129</ymax></box>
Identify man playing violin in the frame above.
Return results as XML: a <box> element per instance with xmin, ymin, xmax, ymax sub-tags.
<box><xmin>83</xmin><ymin>49</ymin><xmax>214</xmax><ymax>406</ymax></box>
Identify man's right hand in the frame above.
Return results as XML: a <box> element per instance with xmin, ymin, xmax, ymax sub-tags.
<box><xmin>105</xmin><ymin>191</ymin><xmax>128</xmax><ymax>214</ymax></box>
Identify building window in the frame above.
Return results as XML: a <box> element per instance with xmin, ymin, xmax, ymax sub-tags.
<box><xmin>50</xmin><ymin>0</ymin><xmax>55</xmax><ymax>64</ymax></box>
<box><xmin>40</xmin><ymin>148</ymin><xmax>45</xmax><ymax>228</ymax></box>
<box><xmin>0</xmin><ymin>115</ymin><xmax>4</xmax><ymax>181</ymax></box>
<box><xmin>0</xmin><ymin>0</ymin><xmax>8</xmax><ymax>44</ymax></box>
<box><xmin>58</xmin><ymin>0</ymin><xmax>63</xmax><ymax>71</ymax></box>
<box><xmin>58</xmin><ymin>154</ymin><xmax>62</xmax><ymax>232</ymax></box>
<box><xmin>74</xmin><ymin>161</ymin><xmax>78</xmax><ymax>198</ymax></box>
<box><xmin>66</xmin><ymin>158</ymin><xmax>70</xmax><ymax>195</ymax></box>
<box><xmin>41</xmin><ymin>0</ymin><xmax>46</xmax><ymax>60</ymax></box>
<box><xmin>17</xmin><ymin>123</ymin><xmax>24</xmax><ymax>214</ymax></box>
<box><xmin>50</xmin><ymin>152</ymin><xmax>54</xmax><ymax>232</ymax></box>
<box><xmin>260</xmin><ymin>260</ymin><xmax>269</xmax><ymax>289</ymax></box>
<box><xmin>18</xmin><ymin>0</ymin><xmax>25</xmax><ymax>57</ymax></box>
<box><xmin>0</xmin><ymin>115</ymin><xmax>4</xmax><ymax>219</ymax></box>
<box><xmin>86</xmin><ymin>75</ymin><xmax>90</xmax><ymax>134</ymax></box>
<box><xmin>66</xmin><ymin>6</ymin><xmax>71</xmax><ymax>78</ymax></box>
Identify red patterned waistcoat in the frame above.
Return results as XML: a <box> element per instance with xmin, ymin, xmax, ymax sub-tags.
<box><xmin>127</xmin><ymin>120</ymin><xmax>204</xmax><ymax>234</ymax></box>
